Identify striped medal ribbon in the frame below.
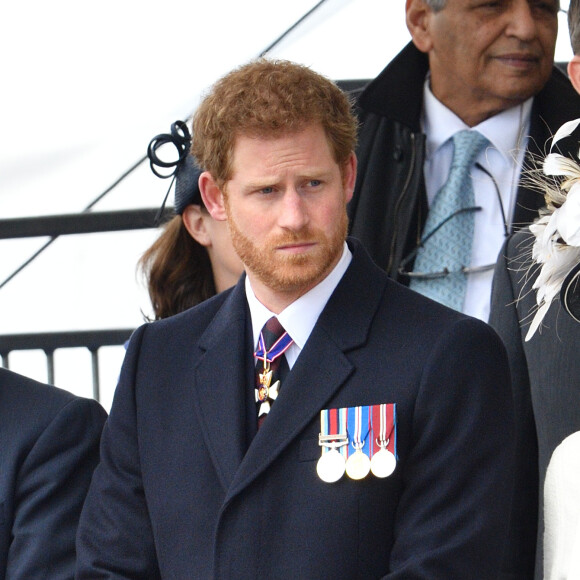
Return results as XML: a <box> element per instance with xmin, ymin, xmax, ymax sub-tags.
<box><xmin>370</xmin><ymin>403</ymin><xmax>397</xmax><ymax>478</ymax></box>
<box><xmin>317</xmin><ymin>407</ymin><xmax>348</xmax><ymax>483</ymax></box>
<box><xmin>345</xmin><ymin>405</ymin><xmax>371</xmax><ymax>480</ymax></box>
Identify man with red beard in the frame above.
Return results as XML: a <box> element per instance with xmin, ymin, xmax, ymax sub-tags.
<box><xmin>76</xmin><ymin>59</ymin><xmax>516</xmax><ymax>579</ymax></box>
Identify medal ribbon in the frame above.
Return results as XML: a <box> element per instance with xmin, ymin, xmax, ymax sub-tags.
<box><xmin>370</xmin><ymin>403</ymin><xmax>397</xmax><ymax>458</ymax></box>
<box><xmin>320</xmin><ymin>407</ymin><xmax>348</xmax><ymax>458</ymax></box>
<box><xmin>347</xmin><ymin>405</ymin><xmax>370</xmax><ymax>457</ymax></box>
<box><xmin>254</xmin><ymin>330</ymin><xmax>293</xmax><ymax>366</ymax></box>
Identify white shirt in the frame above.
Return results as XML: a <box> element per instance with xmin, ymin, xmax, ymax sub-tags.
<box><xmin>421</xmin><ymin>80</ymin><xmax>532</xmax><ymax>321</ymax></box>
<box><xmin>245</xmin><ymin>242</ymin><xmax>352</xmax><ymax>368</ymax></box>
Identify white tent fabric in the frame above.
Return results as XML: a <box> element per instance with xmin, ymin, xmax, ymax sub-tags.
<box><xmin>0</xmin><ymin>0</ymin><xmax>573</xmax><ymax>407</ymax></box>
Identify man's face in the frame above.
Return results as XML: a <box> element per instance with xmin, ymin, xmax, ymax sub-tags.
<box><xmin>410</xmin><ymin>0</ymin><xmax>558</xmax><ymax>126</ymax></box>
<box><xmin>222</xmin><ymin>123</ymin><xmax>356</xmax><ymax>309</ymax></box>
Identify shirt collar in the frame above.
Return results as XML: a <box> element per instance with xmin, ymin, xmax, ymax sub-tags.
<box><xmin>422</xmin><ymin>77</ymin><xmax>532</xmax><ymax>164</ymax></box>
<box><xmin>245</xmin><ymin>242</ymin><xmax>352</xmax><ymax>350</ymax></box>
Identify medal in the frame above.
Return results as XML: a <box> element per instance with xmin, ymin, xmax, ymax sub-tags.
<box><xmin>317</xmin><ymin>444</ymin><xmax>346</xmax><ymax>483</ymax></box>
<box><xmin>370</xmin><ymin>446</ymin><xmax>396</xmax><ymax>478</ymax></box>
<box><xmin>255</xmin><ymin>380</ymin><xmax>280</xmax><ymax>417</ymax></box>
<box><xmin>255</xmin><ymin>370</ymin><xmax>276</xmax><ymax>402</ymax></box>
<box><xmin>345</xmin><ymin>405</ymin><xmax>371</xmax><ymax>480</ymax></box>
<box><xmin>254</xmin><ymin>324</ymin><xmax>292</xmax><ymax>419</ymax></box>
<box><xmin>258</xmin><ymin>367</ymin><xmax>273</xmax><ymax>390</ymax></box>
<box><xmin>370</xmin><ymin>403</ymin><xmax>397</xmax><ymax>478</ymax></box>
<box><xmin>345</xmin><ymin>446</ymin><xmax>371</xmax><ymax>480</ymax></box>
<box><xmin>317</xmin><ymin>409</ymin><xmax>348</xmax><ymax>483</ymax></box>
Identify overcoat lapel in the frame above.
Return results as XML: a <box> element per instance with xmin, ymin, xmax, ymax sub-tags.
<box><xmin>226</xmin><ymin>240</ymin><xmax>389</xmax><ymax>501</ymax></box>
<box><xmin>193</xmin><ymin>280</ymin><xmax>253</xmax><ymax>493</ymax></box>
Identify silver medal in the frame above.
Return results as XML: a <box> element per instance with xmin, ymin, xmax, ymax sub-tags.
<box><xmin>316</xmin><ymin>448</ymin><xmax>346</xmax><ymax>483</ymax></box>
<box><xmin>370</xmin><ymin>447</ymin><xmax>396</xmax><ymax>478</ymax></box>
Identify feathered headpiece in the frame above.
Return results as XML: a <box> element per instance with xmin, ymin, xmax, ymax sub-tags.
<box><xmin>525</xmin><ymin>118</ymin><xmax>580</xmax><ymax>340</ymax></box>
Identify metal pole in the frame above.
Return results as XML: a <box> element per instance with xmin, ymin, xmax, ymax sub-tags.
<box><xmin>91</xmin><ymin>349</ymin><xmax>101</xmax><ymax>402</ymax></box>
<box><xmin>46</xmin><ymin>351</ymin><xmax>55</xmax><ymax>385</ymax></box>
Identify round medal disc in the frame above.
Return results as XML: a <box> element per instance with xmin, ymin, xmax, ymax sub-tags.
<box><xmin>370</xmin><ymin>448</ymin><xmax>396</xmax><ymax>478</ymax></box>
<box><xmin>316</xmin><ymin>448</ymin><xmax>346</xmax><ymax>483</ymax></box>
<box><xmin>345</xmin><ymin>450</ymin><xmax>371</xmax><ymax>480</ymax></box>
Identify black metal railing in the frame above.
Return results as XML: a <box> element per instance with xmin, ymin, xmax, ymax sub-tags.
<box><xmin>0</xmin><ymin>329</ymin><xmax>134</xmax><ymax>401</ymax></box>
<box><xmin>0</xmin><ymin>208</ymin><xmax>167</xmax><ymax>239</ymax></box>
<box><xmin>0</xmin><ymin>208</ymin><xmax>170</xmax><ymax>402</ymax></box>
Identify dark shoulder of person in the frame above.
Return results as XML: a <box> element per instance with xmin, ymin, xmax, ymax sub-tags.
<box><xmin>0</xmin><ymin>366</ymin><xmax>106</xmax><ymax>426</ymax></box>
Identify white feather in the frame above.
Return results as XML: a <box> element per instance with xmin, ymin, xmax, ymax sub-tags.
<box><xmin>524</xmin><ymin>119</ymin><xmax>580</xmax><ymax>340</ymax></box>
<box><xmin>550</xmin><ymin>118</ymin><xmax>580</xmax><ymax>150</ymax></box>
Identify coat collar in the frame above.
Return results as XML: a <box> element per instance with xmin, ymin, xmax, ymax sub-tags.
<box><xmin>358</xmin><ymin>42</ymin><xmax>428</xmax><ymax>132</ymax></box>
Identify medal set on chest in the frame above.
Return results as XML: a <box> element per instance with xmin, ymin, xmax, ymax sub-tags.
<box><xmin>317</xmin><ymin>404</ymin><xmax>397</xmax><ymax>483</ymax></box>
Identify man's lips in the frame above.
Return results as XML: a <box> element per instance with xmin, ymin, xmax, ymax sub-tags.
<box><xmin>276</xmin><ymin>241</ymin><xmax>317</xmax><ymax>254</ymax></box>
<box><xmin>494</xmin><ymin>53</ymin><xmax>540</xmax><ymax>68</ymax></box>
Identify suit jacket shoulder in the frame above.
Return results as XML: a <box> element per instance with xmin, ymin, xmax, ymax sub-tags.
<box><xmin>0</xmin><ymin>368</ymin><xmax>106</xmax><ymax>580</ymax></box>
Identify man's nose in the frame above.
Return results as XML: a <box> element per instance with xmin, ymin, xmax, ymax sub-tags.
<box><xmin>504</xmin><ymin>0</ymin><xmax>540</xmax><ymax>42</ymax></box>
<box><xmin>278</xmin><ymin>188</ymin><xmax>309</xmax><ymax>231</ymax></box>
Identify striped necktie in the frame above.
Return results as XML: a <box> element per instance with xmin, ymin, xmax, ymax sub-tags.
<box><xmin>254</xmin><ymin>317</ymin><xmax>292</xmax><ymax>428</ymax></box>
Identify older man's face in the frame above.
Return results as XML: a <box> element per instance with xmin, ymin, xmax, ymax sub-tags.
<box><xmin>409</xmin><ymin>0</ymin><xmax>558</xmax><ymax>126</ymax></box>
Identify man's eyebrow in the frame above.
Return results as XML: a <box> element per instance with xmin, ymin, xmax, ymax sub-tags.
<box><xmin>242</xmin><ymin>169</ymin><xmax>334</xmax><ymax>189</ymax></box>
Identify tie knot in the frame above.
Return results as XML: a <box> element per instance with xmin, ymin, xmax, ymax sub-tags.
<box><xmin>262</xmin><ymin>316</ymin><xmax>286</xmax><ymax>350</ymax></box>
<box><xmin>450</xmin><ymin>130</ymin><xmax>489</xmax><ymax>170</ymax></box>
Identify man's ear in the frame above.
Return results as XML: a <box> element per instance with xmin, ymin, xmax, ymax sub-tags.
<box><xmin>343</xmin><ymin>152</ymin><xmax>358</xmax><ymax>204</ymax></box>
<box><xmin>199</xmin><ymin>171</ymin><xmax>227</xmax><ymax>221</ymax></box>
<box><xmin>406</xmin><ymin>0</ymin><xmax>435</xmax><ymax>53</ymax></box>
<box><xmin>568</xmin><ymin>56</ymin><xmax>580</xmax><ymax>95</ymax></box>
<box><xmin>182</xmin><ymin>204</ymin><xmax>211</xmax><ymax>247</ymax></box>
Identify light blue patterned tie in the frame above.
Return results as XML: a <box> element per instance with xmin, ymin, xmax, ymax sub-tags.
<box><xmin>410</xmin><ymin>130</ymin><xmax>489</xmax><ymax>311</ymax></box>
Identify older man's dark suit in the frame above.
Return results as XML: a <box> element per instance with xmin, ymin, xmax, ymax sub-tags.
<box><xmin>76</xmin><ymin>239</ymin><xmax>515</xmax><ymax>579</ymax></box>
<box><xmin>491</xmin><ymin>230</ymin><xmax>580</xmax><ymax>579</ymax></box>
<box><xmin>0</xmin><ymin>367</ymin><xmax>106</xmax><ymax>579</ymax></box>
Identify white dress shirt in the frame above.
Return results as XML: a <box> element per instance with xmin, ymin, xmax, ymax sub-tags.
<box><xmin>245</xmin><ymin>242</ymin><xmax>352</xmax><ymax>369</ymax></box>
<box><xmin>422</xmin><ymin>80</ymin><xmax>532</xmax><ymax>321</ymax></box>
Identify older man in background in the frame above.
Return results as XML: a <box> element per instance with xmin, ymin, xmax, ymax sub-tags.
<box><xmin>348</xmin><ymin>2</ymin><xmax>580</xmax><ymax>577</ymax></box>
